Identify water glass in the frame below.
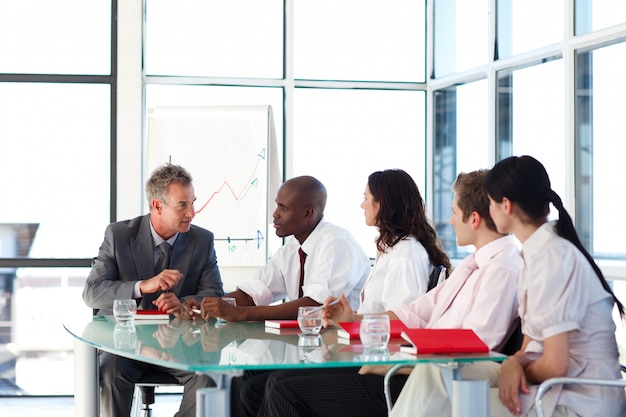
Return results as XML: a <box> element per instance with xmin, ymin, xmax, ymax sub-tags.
<box><xmin>113</xmin><ymin>299</ymin><xmax>137</xmax><ymax>324</ymax></box>
<box><xmin>359</xmin><ymin>314</ymin><xmax>390</xmax><ymax>349</ymax></box>
<box><xmin>297</xmin><ymin>306</ymin><xmax>323</xmax><ymax>336</ymax></box>
<box><xmin>216</xmin><ymin>297</ymin><xmax>237</xmax><ymax>324</ymax></box>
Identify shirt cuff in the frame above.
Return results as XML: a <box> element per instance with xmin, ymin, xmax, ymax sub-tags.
<box><xmin>238</xmin><ymin>281</ymin><xmax>273</xmax><ymax>306</ymax></box>
<box><xmin>133</xmin><ymin>281</ymin><xmax>142</xmax><ymax>298</ymax></box>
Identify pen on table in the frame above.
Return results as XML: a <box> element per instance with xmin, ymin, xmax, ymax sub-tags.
<box><xmin>307</xmin><ymin>298</ymin><xmax>341</xmax><ymax>314</ymax></box>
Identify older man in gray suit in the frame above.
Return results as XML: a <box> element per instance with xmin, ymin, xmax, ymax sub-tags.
<box><xmin>83</xmin><ymin>163</ymin><xmax>224</xmax><ymax>417</ymax></box>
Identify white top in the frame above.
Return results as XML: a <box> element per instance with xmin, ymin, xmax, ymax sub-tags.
<box><xmin>238</xmin><ymin>219</ymin><xmax>371</xmax><ymax>310</ymax></box>
<box><xmin>518</xmin><ymin>221</ymin><xmax>626</xmax><ymax>417</ymax></box>
<box><xmin>391</xmin><ymin>235</ymin><xmax>522</xmax><ymax>351</ymax></box>
<box><xmin>357</xmin><ymin>236</ymin><xmax>430</xmax><ymax>315</ymax></box>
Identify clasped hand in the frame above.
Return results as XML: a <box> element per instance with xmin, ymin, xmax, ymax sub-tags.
<box><xmin>139</xmin><ymin>270</ymin><xmax>184</xmax><ymax>315</ymax></box>
<box><xmin>199</xmin><ymin>297</ymin><xmax>239</xmax><ymax>322</ymax></box>
<box><xmin>179</xmin><ymin>297</ymin><xmax>240</xmax><ymax>322</ymax></box>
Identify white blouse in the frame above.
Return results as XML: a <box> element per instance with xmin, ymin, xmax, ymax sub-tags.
<box><xmin>518</xmin><ymin>221</ymin><xmax>626</xmax><ymax>417</ymax></box>
<box><xmin>357</xmin><ymin>236</ymin><xmax>430</xmax><ymax>315</ymax></box>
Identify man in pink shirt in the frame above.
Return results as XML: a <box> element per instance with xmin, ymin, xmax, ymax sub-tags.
<box><xmin>257</xmin><ymin>169</ymin><xmax>523</xmax><ymax>417</ymax></box>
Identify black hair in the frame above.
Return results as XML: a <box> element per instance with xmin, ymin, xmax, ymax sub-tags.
<box><xmin>485</xmin><ymin>155</ymin><xmax>624</xmax><ymax>318</ymax></box>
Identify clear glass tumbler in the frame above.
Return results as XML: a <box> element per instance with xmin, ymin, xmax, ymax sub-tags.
<box><xmin>359</xmin><ymin>313</ymin><xmax>390</xmax><ymax>349</ymax></box>
<box><xmin>297</xmin><ymin>306</ymin><xmax>323</xmax><ymax>336</ymax></box>
<box><xmin>113</xmin><ymin>299</ymin><xmax>137</xmax><ymax>324</ymax></box>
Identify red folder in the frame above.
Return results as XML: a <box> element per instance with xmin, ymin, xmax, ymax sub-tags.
<box><xmin>400</xmin><ymin>328</ymin><xmax>489</xmax><ymax>354</ymax></box>
<box><xmin>337</xmin><ymin>320</ymin><xmax>405</xmax><ymax>340</ymax></box>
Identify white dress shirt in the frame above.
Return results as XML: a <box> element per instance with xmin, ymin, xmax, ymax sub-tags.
<box><xmin>391</xmin><ymin>234</ymin><xmax>522</xmax><ymax>351</ymax></box>
<box><xmin>357</xmin><ymin>236</ymin><xmax>430</xmax><ymax>315</ymax></box>
<box><xmin>238</xmin><ymin>219</ymin><xmax>371</xmax><ymax>310</ymax></box>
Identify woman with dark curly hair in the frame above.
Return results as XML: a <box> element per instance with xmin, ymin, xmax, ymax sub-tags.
<box><xmin>356</xmin><ymin>168</ymin><xmax>451</xmax><ymax>314</ymax></box>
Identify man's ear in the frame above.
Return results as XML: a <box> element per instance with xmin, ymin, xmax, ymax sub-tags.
<box><xmin>304</xmin><ymin>206</ymin><xmax>315</xmax><ymax>219</ymax></box>
<box><xmin>151</xmin><ymin>199</ymin><xmax>162</xmax><ymax>214</ymax></box>
<box><xmin>470</xmin><ymin>211</ymin><xmax>482</xmax><ymax>230</ymax></box>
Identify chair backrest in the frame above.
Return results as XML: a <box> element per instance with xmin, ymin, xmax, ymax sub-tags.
<box><xmin>427</xmin><ymin>265</ymin><xmax>447</xmax><ymax>291</ymax></box>
<box><xmin>497</xmin><ymin>317</ymin><xmax>523</xmax><ymax>356</ymax></box>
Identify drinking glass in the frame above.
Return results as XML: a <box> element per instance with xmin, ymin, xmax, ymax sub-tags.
<box><xmin>216</xmin><ymin>297</ymin><xmax>237</xmax><ymax>324</ymax></box>
<box><xmin>113</xmin><ymin>299</ymin><xmax>137</xmax><ymax>324</ymax></box>
<box><xmin>297</xmin><ymin>306</ymin><xmax>323</xmax><ymax>336</ymax></box>
<box><xmin>359</xmin><ymin>314</ymin><xmax>390</xmax><ymax>349</ymax></box>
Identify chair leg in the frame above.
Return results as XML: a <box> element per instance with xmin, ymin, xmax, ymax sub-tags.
<box><xmin>137</xmin><ymin>385</ymin><xmax>155</xmax><ymax>417</ymax></box>
<box><xmin>132</xmin><ymin>385</ymin><xmax>154</xmax><ymax>417</ymax></box>
<box><xmin>141</xmin><ymin>386</ymin><xmax>156</xmax><ymax>406</ymax></box>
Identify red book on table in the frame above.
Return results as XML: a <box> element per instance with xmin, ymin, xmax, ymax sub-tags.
<box><xmin>337</xmin><ymin>320</ymin><xmax>405</xmax><ymax>340</ymax></box>
<box><xmin>399</xmin><ymin>328</ymin><xmax>489</xmax><ymax>354</ymax></box>
<box><xmin>134</xmin><ymin>310</ymin><xmax>171</xmax><ymax>322</ymax></box>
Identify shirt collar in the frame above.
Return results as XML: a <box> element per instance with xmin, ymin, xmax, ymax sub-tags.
<box><xmin>149</xmin><ymin>219</ymin><xmax>179</xmax><ymax>247</ymax></box>
<box><xmin>299</xmin><ymin>218</ymin><xmax>326</xmax><ymax>254</ymax></box>
<box><xmin>521</xmin><ymin>221</ymin><xmax>556</xmax><ymax>264</ymax></box>
<box><xmin>474</xmin><ymin>234</ymin><xmax>518</xmax><ymax>269</ymax></box>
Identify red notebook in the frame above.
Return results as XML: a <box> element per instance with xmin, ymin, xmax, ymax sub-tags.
<box><xmin>400</xmin><ymin>328</ymin><xmax>489</xmax><ymax>354</ymax></box>
<box><xmin>337</xmin><ymin>320</ymin><xmax>405</xmax><ymax>340</ymax></box>
<box><xmin>265</xmin><ymin>319</ymin><xmax>299</xmax><ymax>329</ymax></box>
<box><xmin>133</xmin><ymin>310</ymin><xmax>171</xmax><ymax>324</ymax></box>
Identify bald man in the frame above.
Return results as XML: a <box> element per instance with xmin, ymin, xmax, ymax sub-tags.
<box><xmin>184</xmin><ymin>175</ymin><xmax>371</xmax><ymax>321</ymax></box>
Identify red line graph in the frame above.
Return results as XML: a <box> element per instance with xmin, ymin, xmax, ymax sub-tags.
<box><xmin>195</xmin><ymin>148</ymin><xmax>264</xmax><ymax>214</ymax></box>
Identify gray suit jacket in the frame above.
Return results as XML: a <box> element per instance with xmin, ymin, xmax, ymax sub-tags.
<box><xmin>83</xmin><ymin>214</ymin><xmax>224</xmax><ymax>314</ymax></box>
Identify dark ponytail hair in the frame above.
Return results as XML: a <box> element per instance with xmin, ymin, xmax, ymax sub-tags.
<box><xmin>485</xmin><ymin>155</ymin><xmax>625</xmax><ymax>318</ymax></box>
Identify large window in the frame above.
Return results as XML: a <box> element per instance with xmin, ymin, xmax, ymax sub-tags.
<box><xmin>0</xmin><ymin>0</ymin><xmax>113</xmax><ymax>396</ymax></box>
<box><xmin>496</xmin><ymin>59</ymin><xmax>566</xmax><ymax>201</ymax></box>
<box><xmin>434</xmin><ymin>0</ymin><xmax>488</xmax><ymax>77</ymax></box>
<box><xmin>0</xmin><ymin>1</ymin><xmax>111</xmax><ymax>74</ymax></box>
<box><xmin>144</xmin><ymin>0</ymin><xmax>428</xmax><ymax>261</ymax></box>
<box><xmin>144</xmin><ymin>0</ymin><xmax>283</xmax><ymax>78</ymax></box>
<box><xmin>292</xmin><ymin>88</ymin><xmax>426</xmax><ymax>254</ymax></box>
<box><xmin>575</xmin><ymin>0</ymin><xmax>626</xmax><ymax>35</ymax></box>
<box><xmin>294</xmin><ymin>0</ymin><xmax>426</xmax><ymax>82</ymax></box>
<box><xmin>432</xmin><ymin>0</ymin><xmax>626</xmax><ymax>266</ymax></box>
<box><xmin>433</xmin><ymin>80</ymin><xmax>489</xmax><ymax>258</ymax></box>
<box><xmin>496</xmin><ymin>0</ymin><xmax>563</xmax><ymax>58</ymax></box>
<box><xmin>431</xmin><ymin>0</ymin><xmax>626</xmax><ymax>351</ymax></box>
<box><xmin>575</xmin><ymin>41</ymin><xmax>626</xmax><ymax>260</ymax></box>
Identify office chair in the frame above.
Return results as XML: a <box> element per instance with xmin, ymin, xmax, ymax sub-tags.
<box><xmin>427</xmin><ymin>264</ymin><xmax>447</xmax><ymax>291</ymax></box>
<box><xmin>131</xmin><ymin>370</ymin><xmax>181</xmax><ymax>417</ymax></box>
<box><xmin>534</xmin><ymin>364</ymin><xmax>626</xmax><ymax>417</ymax></box>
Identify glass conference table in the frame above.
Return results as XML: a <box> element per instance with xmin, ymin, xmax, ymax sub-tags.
<box><xmin>64</xmin><ymin>316</ymin><xmax>506</xmax><ymax>417</ymax></box>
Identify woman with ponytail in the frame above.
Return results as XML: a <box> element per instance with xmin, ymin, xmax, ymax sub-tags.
<box><xmin>485</xmin><ymin>155</ymin><xmax>625</xmax><ymax>417</ymax></box>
